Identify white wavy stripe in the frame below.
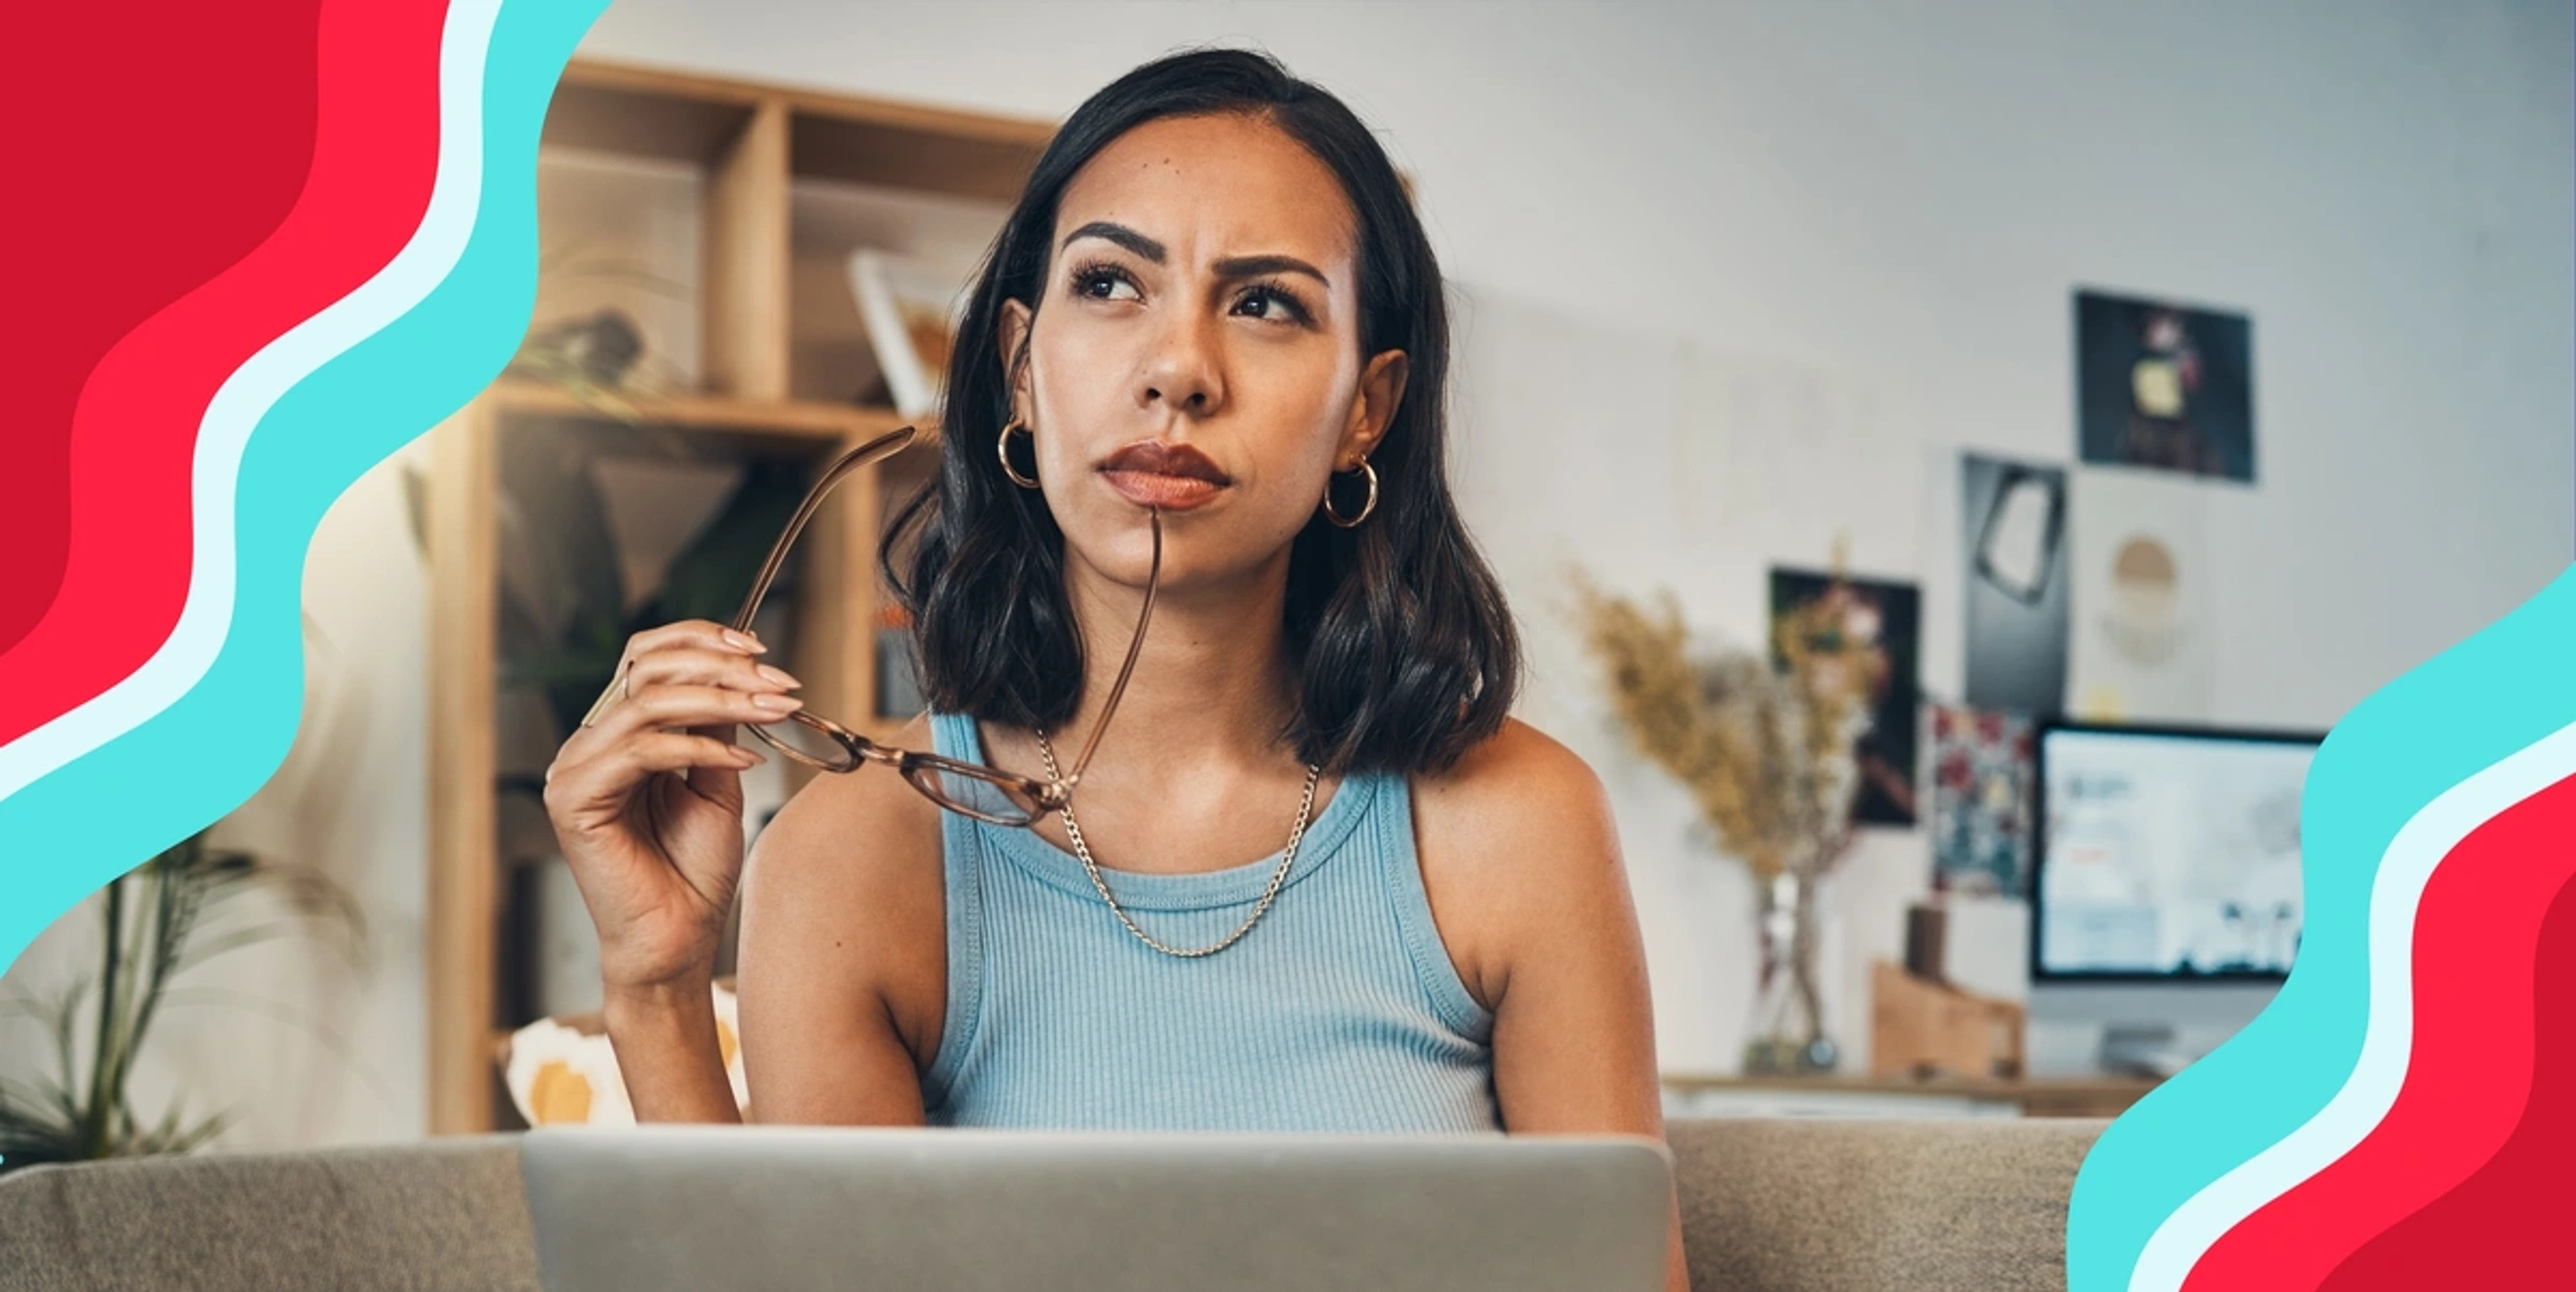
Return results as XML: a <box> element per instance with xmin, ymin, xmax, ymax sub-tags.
<box><xmin>0</xmin><ymin>0</ymin><xmax>500</xmax><ymax>807</ymax></box>
<box><xmin>2129</xmin><ymin>710</ymin><xmax>2576</xmax><ymax>1291</ymax></box>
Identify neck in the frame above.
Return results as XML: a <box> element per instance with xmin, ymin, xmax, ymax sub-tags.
<box><xmin>1038</xmin><ymin>545</ymin><xmax>1302</xmax><ymax>785</ymax></box>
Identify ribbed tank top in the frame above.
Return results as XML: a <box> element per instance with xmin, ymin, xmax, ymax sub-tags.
<box><xmin>918</xmin><ymin>710</ymin><xmax>1501</xmax><ymax>1133</ymax></box>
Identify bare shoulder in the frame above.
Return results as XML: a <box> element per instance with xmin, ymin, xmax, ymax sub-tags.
<box><xmin>1412</xmin><ymin>716</ymin><xmax>1619</xmax><ymax>864</ymax></box>
<box><xmin>743</xmin><ymin>712</ymin><xmax>947</xmax><ymax>910</ymax></box>
<box><xmin>734</xmin><ymin>712</ymin><xmax>949</xmax><ymax>1071</ymax></box>
<box><xmin>1408</xmin><ymin>718</ymin><xmax>1627</xmax><ymax>1010</ymax></box>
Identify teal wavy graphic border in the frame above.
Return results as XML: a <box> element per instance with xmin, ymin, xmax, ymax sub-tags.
<box><xmin>0</xmin><ymin>0</ymin><xmax>608</xmax><ymax>971</ymax></box>
<box><xmin>2068</xmin><ymin>561</ymin><xmax>2576</xmax><ymax>1288</ymax></box>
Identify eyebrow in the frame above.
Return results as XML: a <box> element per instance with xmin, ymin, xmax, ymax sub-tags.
<box><xmin>1060</xmin><ymin>221</ymin><xmax>1332</xmax><ymax>290</ymax></box>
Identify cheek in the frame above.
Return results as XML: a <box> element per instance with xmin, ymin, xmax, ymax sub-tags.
<box><xmin>1226</xmin><ymin>450</ymin><xmax>1342</xmax><ymax>554</ymax></box>
<box><xmin>1245</xmin><ymin>332</ymin><xmax>1358</xmax><ymax>402</ymax></box>
<box><xmin>1026</xmin><ymin>328</ymin><xmax>1128</xmax><ymax>460</ymax></box>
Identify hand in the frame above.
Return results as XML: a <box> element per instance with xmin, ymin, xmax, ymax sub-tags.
<box><xmin>541</xmin><ymin>621</ymin><xmax>805</xmax><ymax>995</ymax></box>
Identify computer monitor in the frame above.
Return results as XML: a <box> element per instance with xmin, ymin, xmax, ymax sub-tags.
<box><xmin>2025</xmin><ymin>720</ymin><xmax>2322</xmax><ymax>1076</ymax></box>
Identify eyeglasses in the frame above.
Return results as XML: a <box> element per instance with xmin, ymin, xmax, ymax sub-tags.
<box><xmin>731</xmin><ymin>426</ymin><xmax>1160</xmax><ymax>826</ymax></box>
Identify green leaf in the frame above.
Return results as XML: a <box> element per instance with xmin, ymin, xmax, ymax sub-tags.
<box><xmin>11</xmin><ymin>825</ymin><xmax>370</xmax><ymax>1169</ymax></box>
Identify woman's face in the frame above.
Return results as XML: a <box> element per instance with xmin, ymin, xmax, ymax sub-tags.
<box><xmin>998</xmin><ymin>111</ymin><xmax>1407</xmax><ymax>595</ymax></box>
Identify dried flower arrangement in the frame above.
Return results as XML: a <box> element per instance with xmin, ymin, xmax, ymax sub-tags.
<box><xmin>1570</xmin><ymin>557</ymin><xmax>1882</xmax><ymax>1071</ymax></box>
<box><xmin>1569</xmin><ymin>569</ymin><xmax>1878</xmax><ymax>883</ymax></box>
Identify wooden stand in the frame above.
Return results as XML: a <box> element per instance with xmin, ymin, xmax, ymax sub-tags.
<box><xmin>1868</xmin><ymin>959</ymin><xmax>2027</xmax><ymax>1081</ymax></box>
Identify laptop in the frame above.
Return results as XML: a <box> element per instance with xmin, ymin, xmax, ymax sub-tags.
<box><xmin>519</xmin><ymin>1125</ymin><xmax>1672</xmax><ymax>1291</ymax></box>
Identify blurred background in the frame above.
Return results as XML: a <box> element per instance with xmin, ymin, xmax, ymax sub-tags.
<box><xmin>6</xmin><ymin>0</ymin><xmax>2568</xmax><ymax>1153</ymax></box>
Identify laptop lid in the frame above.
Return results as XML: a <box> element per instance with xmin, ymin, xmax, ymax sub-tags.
<box><xmin>520</xmin><ymin>1125</ymin><xmax>1671</xmax><ymax>1292</ymax></box>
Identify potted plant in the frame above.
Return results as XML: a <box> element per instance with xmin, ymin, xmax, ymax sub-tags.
<box><xmin>0</xmin><ymin>828</ymin><xmax>366</xmax><ymax>1173</ymax></box>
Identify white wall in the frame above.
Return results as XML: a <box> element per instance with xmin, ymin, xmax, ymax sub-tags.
<box><xmin>9</xmin><ymin>1</ymin><xmax>2564</xmax><ymax>1141</ymax></box>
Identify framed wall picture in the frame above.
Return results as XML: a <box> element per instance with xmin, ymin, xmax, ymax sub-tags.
<box><xmin>1927</xmin><ymin>702</ymin><xmax>2035</xmax><ymax>898</ymax></box>
<box><xmin>1769</xmin><ymin>568</ymin><xmax>1923</xmax><ymax>826</ymax></box>
<box><xmin>2074</xmin><ymin>288</ymin><xmax>2257</xmax><ymax>483</ymax></box>
<box><xmin>2068</xmin><ymin>468</ymin><xmax>2214</xmax><ymax>722</ymax></box>
<box><xmin>1961</xmin><ymin>453</ymin><xmax>2070</xmax><ymax>716</ymax></box>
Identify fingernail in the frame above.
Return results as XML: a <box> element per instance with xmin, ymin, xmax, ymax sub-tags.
<box><xmin>751</xmin><ymin>692</ymin><xmax>804</xmax><ymax>713</ymax></box>
<box><xmin>755</xmin><ymin>664</ymin><xmax>802</xmax><ymax>690</ymax></box>
<box><xmin>722</xmin><ymin>629</ymin><xmax>765</xmax><ymax>653</ymax></box>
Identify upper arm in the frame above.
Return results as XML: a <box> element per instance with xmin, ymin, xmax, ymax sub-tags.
<box><xmin>1472</xmin><ymin>730</ymin><xmax>1666</xmax><ymax>1139</ymax></box>
<box><xmin>1417</xmin><ymin>720</ymin><xmax>1665</xmax><ymax>1137</ymax></box>
<box><xmin>731</xmin><ymin>729</ymin><xmax>947</xmax><ymax>1126</ymax></box>
<box><xmin>1425</xmin><ymin>724</ymin><xmax>1686</xmax><ymax>1289</ymax></box>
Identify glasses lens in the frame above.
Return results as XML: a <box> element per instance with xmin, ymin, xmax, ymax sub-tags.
<box><xmin>905</xmin><ymin>761</ymin><xmax>1044</xmax><ymax>826</ymax></box>
<box><xmin>748</xmin><ymin>712</ymin><xmax>860</xmax><ymax>772</ymax></box>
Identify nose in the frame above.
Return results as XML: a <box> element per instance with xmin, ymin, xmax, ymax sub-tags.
<box><xmin>1135</xmin><ymin>307</ymin><xmax>1225</xmax><ymax>418</ymax></box>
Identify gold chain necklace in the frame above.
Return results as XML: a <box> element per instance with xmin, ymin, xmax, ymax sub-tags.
<box><xmin>1032</xmin><ymin>729</ymin><xmax>1322</xmax><ymax>959</ymax></box>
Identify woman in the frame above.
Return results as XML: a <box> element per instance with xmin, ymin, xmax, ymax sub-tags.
<box><xmin>541</xmin><ymin>46</ymin><xmax>1688</xmax><ymax>1289</ymax></box>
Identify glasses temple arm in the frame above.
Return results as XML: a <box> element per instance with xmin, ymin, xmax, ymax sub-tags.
<box><xmin>1062</xmin><ymin>507</ymin><xmax>1161</xmax><ymax>784</ymax></box>
<box><xmin>729</xmin><ymin>426</ymin><xmax>918</xmax><ymax>633</ymax></box>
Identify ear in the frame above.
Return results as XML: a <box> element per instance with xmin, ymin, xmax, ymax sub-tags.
<box><xmin>1337</xmin><ymin>348</ymin><xmax>1409</xmax><ymax>469</ymax></box>
<box><xmin>997</xmin><ymin>297</ymin><xmax>1036</xmax><ymax>422</ymax></box>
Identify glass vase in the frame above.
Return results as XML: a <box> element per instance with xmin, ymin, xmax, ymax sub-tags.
<box><xmin>1742</xmin><ymin>869</ymin><xmax>1839</xmax><ymax>1074</ymax></box>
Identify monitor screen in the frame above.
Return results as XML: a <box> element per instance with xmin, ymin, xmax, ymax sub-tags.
<box><xmin>2033</xmin><ymin>723</ymin><xmax>2320</xmax><ymax>981</ymax></box>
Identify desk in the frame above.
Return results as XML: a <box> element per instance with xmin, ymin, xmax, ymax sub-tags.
<box><xmin>1660</xmin><ymin>1073</ymin><xmax>2158</xmax><ymax>1120</ymax></box>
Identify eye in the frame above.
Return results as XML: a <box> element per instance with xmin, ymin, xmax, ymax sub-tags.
<box><xmin>1071</xmin><ymin>262</ymin><xmax>1140</xmax><ymax>302</ymax></box>
<box><xmin>1234</xmin><ymin>282</ymin><xmax>1312</xmax><ymax>325</ymax></box>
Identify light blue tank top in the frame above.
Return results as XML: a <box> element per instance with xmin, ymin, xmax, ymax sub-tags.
<box><xmin>918</xmin><ymin>710</ymin><xmax>1501</xmax><ymax>1133</ymax></box>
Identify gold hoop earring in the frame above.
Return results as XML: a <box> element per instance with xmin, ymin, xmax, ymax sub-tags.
<box><xmin>998</xmin><ymin>417</ymin><xmax>1041</xmax><ymax>490</ymax></box>
<box><xmin>1322</xmin><ymin>459</ymin><xmax>1378</xmax><ymax>528</ymax></box>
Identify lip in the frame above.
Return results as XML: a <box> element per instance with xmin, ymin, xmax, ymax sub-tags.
<box><xmin>1102</xmin><ymin>470</ymin><xmax>1224</xmax><ymax>510</ymax></box>
<box><xmin>1099</xmin><ymin>439</ymin><xmax>1230</xmax><ymax>512</ymax></box>
<box><xmin>1100</xmin><ymin>439</ymin><xmax>1231</xmax><ymax>484</ymax></box>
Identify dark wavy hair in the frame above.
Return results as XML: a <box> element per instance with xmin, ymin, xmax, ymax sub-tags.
<box><xmin>881</xmin><ymin>46</ymin><xmax>1518</xmax><ymax>776</ymax></box>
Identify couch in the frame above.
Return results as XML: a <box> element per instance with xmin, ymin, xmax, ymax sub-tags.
<box><xmin>0</xmin><ymin>1117</ymin><xmax>2104</xmax><ymax>1292</ymax></box>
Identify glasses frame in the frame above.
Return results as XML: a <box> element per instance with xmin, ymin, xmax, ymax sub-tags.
<box><xmin>729</xmin><ymin>425</ymin><xmax>1161</xmax><ymax>826</ymax></box>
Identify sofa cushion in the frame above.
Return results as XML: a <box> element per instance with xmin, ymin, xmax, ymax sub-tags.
<box><xmin>0</xmin><ymin>1136</ymin><xmax>537</xmax><ymax>1292</ymax></box>
<box><xmin>1668</xmin><ymin>1118</ymin><xmax>2105</xmax><ymax>1292</ymax></box>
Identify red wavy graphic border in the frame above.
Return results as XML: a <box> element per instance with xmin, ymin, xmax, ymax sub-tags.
<box><xmin>0</xmin><ymin>0</ymin><xmax>445</xmax><ymax>747</ymax></box>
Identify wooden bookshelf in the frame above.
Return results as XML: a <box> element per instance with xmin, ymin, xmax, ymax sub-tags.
<box><xmin>424</xmin><ymin>57</ymin><xmax>1053</xmax><ymax>1134</ymax></box>
<box><xmin>480</xmin><ymin>379</ymin><xmax>912</xmax><ymax>442</ymax></box>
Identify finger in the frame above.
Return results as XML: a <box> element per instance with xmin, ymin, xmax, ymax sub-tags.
<box><xmin>550</xmin><ymin>682</ymin><xmax>789</xmax><ymax>786</ymax></box>
<box><xmin>623</xmin><ymin>618</ymin><xmax>769</xmax><ymax>663</ymax></box>
<box><xmin>548</xmin><ymin>731</ymin><xmax>763</xmax><ymax>827</ymax></box>
<box><xmin>627</xmin><ymin>646</ymin><xmax>802</xmax><ymax>696</ymax></box>
<box><xmin>598</xmin><ymin>684</ymin><xmax>806</xmax><ymax>740</ymax></box>
<box><xmin>684</xmin><ymin>720</ymin><xmax>749</xmax><ymax>806</ymax></box>
<box><xmin>688</xmin><ymin>718</ymin><xmax>749</xmax><ymax>804</ymax></box>
<box><xmin>612</xmin><ymin>731</ymin><xmax>764</xmax><ymax>784</ymax></box>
